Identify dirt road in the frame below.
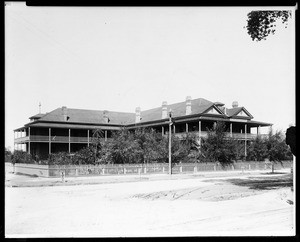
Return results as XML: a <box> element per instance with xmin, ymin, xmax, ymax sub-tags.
<box><xmin>5</xmin><ymin>171</ymin><xmax>294</xmax><ymax>237</ymax></box>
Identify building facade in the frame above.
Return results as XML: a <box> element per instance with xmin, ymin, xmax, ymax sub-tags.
<box><xmin>14</xmin><ymin>97</ymin><xmax>272</xmax><ymax>160</ymax></box>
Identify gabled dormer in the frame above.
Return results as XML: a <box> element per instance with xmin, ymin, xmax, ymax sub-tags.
<box><xmin>226</xmin><ymin>101</ymin><xmax>253</xmax><ymax>120</ymax></box>
<box><xmin>203</xmin><ymin>104</ymin><xmax>225</xmax><ymax>115</ymax></box>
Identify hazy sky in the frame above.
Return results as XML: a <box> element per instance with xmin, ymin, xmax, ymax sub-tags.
<box><xmin>5</xmin><ymin>3</ymin><xmax>296</xmax><ymax>150</ymax></box>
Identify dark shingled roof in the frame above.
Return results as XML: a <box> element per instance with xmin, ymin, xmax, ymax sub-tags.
<box><xmin>39</xmin><ymin>108</ymin><xmax>135</xmax><ymax>125</ymax></box>
<box><xmin>226</xmin><ymin>107</ymin><xmax>243</xmax><ymax>117</ymax></box>
<box><xmin>140</xmin><ymin>98</ymin><xmax>214</xmax><ymax>122</ymax></box>
<box><xmin>29</xmin><ymin>113</ymin><xmax>46</xmax><ymax>119</ymax></box>
<box><xmin>28</xmin><ymin>97</ymin><xmax>256</xmax><ymax>126</ymax></box>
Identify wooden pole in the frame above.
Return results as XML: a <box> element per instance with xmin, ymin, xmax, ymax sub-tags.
<box><xmin>199</xmin><ymin>120</ymin><xmax>202</xmax><ymax>151</ymax></box>
<box><xmin>169</xmin><ymin>111</ymin><xmax>172</xmax><ymax>175</ymax></box>
<box><xmin>69</xmin><ymin>129</ymin><xmax>71</xmax><ymax>153</ymax></box>
<box><xmin>28</xmin><ymin>127</ymin><xmax>31</xmax><ymax>154</ymax></box>
<box><xmin>49</xmin><ymin>128</ymin><xmax>51</xmax><ymax>154</ymax></box>
<box><xmin>244</xmin><ymin>124</ymin><xmax>247</xmax><ymax>159</ymax></box>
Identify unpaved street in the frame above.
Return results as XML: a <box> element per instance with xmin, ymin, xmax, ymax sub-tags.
<box><xmin>5</xmin><ymin>171</ymin><xmax>294</xmax><ymax>237</ymax></box>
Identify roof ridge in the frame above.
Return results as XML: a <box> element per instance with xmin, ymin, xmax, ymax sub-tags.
<box><xmin>56</xmin><ymin>107</ymin><xmax>135</xmax><ymax>115</ymax></box>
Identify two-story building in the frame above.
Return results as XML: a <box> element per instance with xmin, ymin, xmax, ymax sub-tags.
<box><xmin>14</xmin><ymin>96</ymin><xmax>272</xmax><ymax>160</ymax></box>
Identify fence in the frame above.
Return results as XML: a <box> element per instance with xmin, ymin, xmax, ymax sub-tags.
<box><xmin>8</xmin><ymin>160</ymin><xmax>293</xmax><ymax>178</ymax></box>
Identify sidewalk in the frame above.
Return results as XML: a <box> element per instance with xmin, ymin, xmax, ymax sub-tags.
<box><xmin>5</xmin><ymin>168</ymin><xmax>291</xmax><ymax>188</ymax></box>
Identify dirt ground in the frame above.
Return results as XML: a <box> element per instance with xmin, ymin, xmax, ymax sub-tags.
<box><xmin>5</xmin><ymin>169</ymin><xmax>295</xmax><ymax>237</ymax></box>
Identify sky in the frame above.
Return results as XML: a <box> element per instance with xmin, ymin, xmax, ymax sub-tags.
<box><xmin>5</xmin><ymin>3</ymin><xmax>296</xmax><ymax>150</ymax></box>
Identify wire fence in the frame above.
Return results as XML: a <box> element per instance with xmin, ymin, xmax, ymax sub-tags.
<box><xmin>46</xmin><ymin>160</ymin><xmax>293</xmax><ymax>177</ymax></box>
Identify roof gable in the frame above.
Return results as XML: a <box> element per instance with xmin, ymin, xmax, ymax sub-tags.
<box><xmin>236</xmin><ymin>110</ymin><xmax>248</xmax><ymax>117</ymax></box>
<box><xmin>226</xmin><ymin>107</ymin><xmax>253</xmax><ymax>119</ymax></box>
<box><xmin>203</xmin><ymin>105</ymin><xmax>224</xmax><ymax>115</ymax></box>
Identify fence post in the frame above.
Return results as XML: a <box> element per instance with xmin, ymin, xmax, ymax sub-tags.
<box><xmin>138</xmin><ymin>168</ymin><xmax>141</xmax><ymax>175</ymax></box>
<box><xmin>144</xmin><ymin>167</ymin><xmax>147</xmax><ymax>174</ymax></box>
<box><xmin>214</xmin><ymin>165</ymin><xmax>216</xmax><ymax>171</ymax></box>
<box><xmin>194</xmin><ymin>166</ymin><xmax>197</xmax><ymax>173</ymax></box>
<box><xmin>61</xmin><ymin>171</ymin><xmax>65</xmax><ymax>183</ymax></box>
<box><xmin>102</xmin><ymin>168</ymin><xmax>105</xmax><ymax>175</ymax></box>
<box><xmin>75</xmin><ymin>168</ymin><xmax>78</xmax><ymax>176</ymax></box>
<box><xmin>249</xmin><ymin>164</ymin><xmax>251</xmax><ymax>170</ymax></box>
<box><xmin>232</xmin><ymin>165</ymin><xmax>234</xmax><ymax>171</ymax></box>
<box><xmin>124</xmin><ymin>167</ymin><xmax>126</xmax><ymax>174</ymax></box>
<box><xmin>162</xmin><ymin>166</ymin><xmax>165</xmax><ymax>173</ymax></box>
<box><xmin>180</xmin><ymin>166</ymin><xmax>183</xmax><ymax>173</ymax></box>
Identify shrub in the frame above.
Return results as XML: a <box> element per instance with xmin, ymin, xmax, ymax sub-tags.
<box><xmin>11</xmin><ymin>150</ymin><xmax>34</xmax><ymax>164</ymax></box>
<box><xmin>5</xmin><ymin>147</ymin><xmax>12</xmax><ymax>163</ymax></box>
<box><xmin>48</xmin><ymin>152</ymin><xmax>72</xmax><ymax>165</ymax></box>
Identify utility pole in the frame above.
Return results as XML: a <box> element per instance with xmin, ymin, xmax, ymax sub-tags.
<box><xmin>169</xmin><ymin>109</ymin><xmax>172</xmax><ymax>175</ymax></box>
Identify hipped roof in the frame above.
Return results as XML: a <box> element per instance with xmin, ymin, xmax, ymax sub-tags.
<box><xmin>19</xmin><ymin>97</ymin><xmax>271</xmax><ymax>129</ymax></box>
<box><xmin>38</xmin><ymin>108</ymin><xmax>135</xmax><ymax>125</ymax></box>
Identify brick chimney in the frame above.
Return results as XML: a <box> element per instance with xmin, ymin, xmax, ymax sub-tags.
<box><xmin>103</xmin><ymin>110</ymin><xmax>109</xmax><ymax>123</ymax></box>
<box><xmin>135</xmin><ymin>107</ymin><xmax>141</xmax><ymax>123</ymax></box>
<box><xmin>162</xmin><ymin>101</ymin><xmax>168</xmax><ymax>119</ymax></box>
<box><xmin>62</xmin><ymin>106</ymin><xmax>68</xmax><ymax>121</ymax></box>
<box><xmin>232</xmin><ymin>101</ymin><xmax>238</xmax><ymax>108</ymax></box>
<box><xmin>186</xmin><ymin>96</ymin><xmax>192</xmax><ymax>115</ymax></box>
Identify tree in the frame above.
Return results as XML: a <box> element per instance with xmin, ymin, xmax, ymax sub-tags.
<box><xmin>247</xmin><ymin>136</ymin><xmax>268</xmax><ymax>161</ymax></box>
<box><xmin>91</xmin><ymin>128</ymin><xmax>104</xmax><ymax>163</ymax></box>
<box><xmin>245</xmin><ymin>11</ymin><xmax>291</xmax><ymax>41</ymax></box>
<box><xmin>265</xmin><ymin>130</ymin><xmax>292</xmax><ymax>163</ymax></box>
<box><xmin>73</xmin><ymin>146</ymin><xmax>95</xmax><ymax>165</ymax></box>
<box><xmin>171</xmin><ymin>132</ymin><xmax>199</xmax><ymax>163</ymax></box>
<box><xmin>100</xmin><ymin>129</ymin><xmax>142</xmax><ymax>164</ymax></box>
<box><xmin>201</xmin><ymin>122</ymin><xmax>236</xmax><ymax>166</ymax></box>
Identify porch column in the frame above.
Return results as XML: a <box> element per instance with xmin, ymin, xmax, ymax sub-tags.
<box><xmin>105</xmin><ymin>130</ymin><xmax>107</xmax><ymax>142</ymax></box>
<box><xmin>28</xmin><ymin>127</ymin><xmax>31</xmax><ymax>154</ymax></box>
<box><xmin>69</xmin><ymin>129</ymin><xmax>71</xmax><ymax>153</ymax></box>
<box><xmin>230</xmin><ymin>123</ymin><xmax>233</xmax><ymax>137</ymax></box>
<box><xmin>173</xmin><ymin>124</ymin><xmax>176</xmax><ymax>134</ymax></box>
<box><xmin>162</xmin><ymin>126</ymin><xmax>164</xmax><ymax>135</ymax></box>
<box><xmin>199</xmin><ymin>120</ymin><xmax>202</xmax><ymax>148</ymax></box>
<box><xmin>244</xmin><ymin>124</ymin><xmax>247</xmax><ymax>158</ymax></box>
<box><xmin>257</xmin><ymin>125</ymin><xmax>261</xmax><ymax>135</ymax></box>
<box><xmin>186</xmin><ymin>123</ymin><xmax>188</xmax><ymax>133</ymax></box>
<box><xmin>49</xmin><ymin>128</ymin><xmax>51</xmax><ymax>154</ymax></box>
<box><xmin>87</xmin><ymin>130</ymin><xmax>90</xmax><ymax>147</ymax></box>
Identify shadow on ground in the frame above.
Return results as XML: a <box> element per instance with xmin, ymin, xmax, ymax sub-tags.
<box><xmin>226</xmin><ymin>174</ymin><xmax>293</xmax><ymax>190</ymax></box>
